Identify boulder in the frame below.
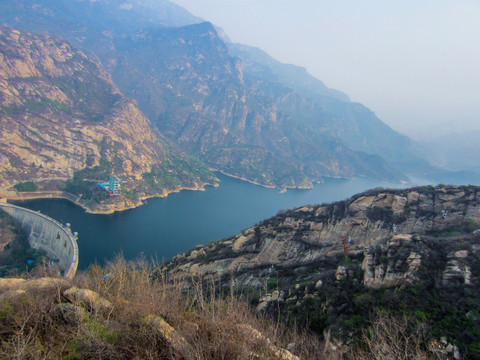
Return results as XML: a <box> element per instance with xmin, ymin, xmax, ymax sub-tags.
<box><xmin>335</xmin><ymin>266</ymin><xmax>347</xmax><ymax>281</ymax></box>
<box><xmin>55</xmin><ymin>303</ymin><xmax>90</xmax><ymax>324</ymax></box>
<box><xmin>63</xmin><ymin>286</ymin><xmax>113</xmax><ymax>313</ymax></box>
<box><xmin>0</xmin><ymin>278</ymin><xmax>25</xmax><ymax>291</ymax></box>
<box><xmin>237</xmin><ymin>324</ymin><xmax>300</xmax><ymax>360</ymax></box>
<box><xmin>144</xmin><ymin>314</ymin><xmax>194</xmax><ymax>360</ymax></box>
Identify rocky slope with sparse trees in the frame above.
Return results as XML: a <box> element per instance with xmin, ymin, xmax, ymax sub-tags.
<box><xmin>166</xmin><ymin>184</ymin><xmax>480</xmax><ymax>358</ymax></box>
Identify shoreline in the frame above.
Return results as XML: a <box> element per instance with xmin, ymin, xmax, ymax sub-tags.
<box><xmin>212</xmin><ymin>170</ymin><xmax>319</xmax><ymax>190</ymax></box>
<box><xmin>1</xmin><ymin>173</ymin><xmax>403</xmax><ymax>215</ymax></box>
<box><xmin>85</xmin><ymin>181</ymin><xmax>220</xmax><ymax>214</ymax></box>
<box><xmin>4</xmin><ymin>191</ymin><xmax>90</xmax><ymax>212</ymax></box>
<box><xmin>2</xmin><ymin>172</ymin><xmax>317</xmax><ymax>214</ymax></box>
<box><xmin>1</xmin><ymin>181</ymin><xmax>220</xmax><ymax>215</ymax></box>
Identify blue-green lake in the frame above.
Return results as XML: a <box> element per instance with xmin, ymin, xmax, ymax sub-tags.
<box><xmin>17</xmin><ymin>174</ymin><xmax>402</xmax><ymax>269</ymax></box>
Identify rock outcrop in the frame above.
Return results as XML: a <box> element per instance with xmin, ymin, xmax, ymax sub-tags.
<box><xmin>167</xmin><ymin>185</ymin><xmax>480</xmax><ymax>282</ymax></box>
<box><xmin>361</xmin><ymin>234</ymin><xmax>423</xmax><ymax>288</ymax></box>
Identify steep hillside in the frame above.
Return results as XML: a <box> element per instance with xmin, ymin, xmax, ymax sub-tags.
<box><xmin>0</xmin><ymin>26</ymin><xmax>216</xmax><ymax>212</ymax></box>
<box><xmin>0</xmin><ymin>0</ymin><xmax>429</xmax><ymax>189</ymax></box>
<box><xmin>166</xmin><ymin>185</ymin><xmax>480</xmax><ymax>357</ymax></box>
<box><xmin>111</xmin><ymin>22</ymin><xmax>407</xmax><ymax>187</ymax></box>
<box><xmin>227</xmin><ymin>43</ymin><xmax>432</xmax><ymax>169</ymax></box>
<box><xmin>170</xmin><ymin>185</ymin><xmax>480</xmax><ymax>277</ymax></box>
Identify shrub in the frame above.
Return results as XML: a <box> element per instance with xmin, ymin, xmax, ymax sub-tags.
<box><xmin>351</xmin><ymin>310</ymin><xmax>430</xmax><ymax>360</ymax></box>
<box><xmin>266</xmin><ymin>278</ymin><xmax>278</xmax><ymax>290</ymax></box>
<box><xmin>13</xmin><ymin>181</ymin><xmax>37</xmax><ymax>192</ymax></box>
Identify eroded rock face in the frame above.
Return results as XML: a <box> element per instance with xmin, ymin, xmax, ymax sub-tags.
<box><xmin>0</xmin><ymin>26</ymin><xmax>215</xmax><ymax>212</ymax></box>
<box><xmin>161</xmin><ymin>185</ymin><xmax>480</xmax><ymax>357</ymax></box>
<box><xmin>442</xmin><ymin>255</ymin><xmax>472</xmax><ymax>286</ymax></box>
<box><xmin>167</xmin><ymin>185</ymin><xmax>480</xmax><ymax>282</ymax></box>
<box><xmin>362</xmin><ymin>236</ymin><xmax>422</xmax><ymax>288</ymax></box>
<box><xmin>164</xmin><ymin>185</ymin><xmax>480</xmax><ymax>321</ymax></box>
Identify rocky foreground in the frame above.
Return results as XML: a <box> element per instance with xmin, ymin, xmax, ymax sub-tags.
<box><xmin>165</xmin><ymin>184</ymin><xmax>480</xmax><ymax>358</ymax></box>
<box><xmin>0</xmin><ymin>267</ymin><xmax>308</xmax><ymax>360</ymax></box>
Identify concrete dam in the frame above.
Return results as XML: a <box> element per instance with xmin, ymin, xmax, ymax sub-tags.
<box><xmin>0</xmin><ymin>202</ymin><xmax>78</xmax><ymax>279</ymax></box>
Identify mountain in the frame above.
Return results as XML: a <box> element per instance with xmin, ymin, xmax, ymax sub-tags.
<box><xmin>110</xmin><ymin>22</ymin><xmax>409</xmax><ymax>188</ymax></box>
<box><xmin>226</xmin><ymin>43</ymin><xmax>437</xmax><ymax>170</ymax></box>
<box><xmin>0</xmin><ymin>26</ymin><xmax>215</xmax><ymax>213</ymax></box>
<box><xmin>0</xmin><ymin>0</ymin><xmax>432</xmax><ymax>189</ymax></box>
<box><xmin>166</xmin><ymin>184</ymin><xmax>480</xmax><ymax>357</ymax></box>
<box><xmin>227</xmin><ymin>43</ymin><xmax>350</xmax><ymax>103</ymax></box>
<box><xmin>0</xmin><ymin>0</ymin><xmax>200</xmax><ymax>35</ymax></box>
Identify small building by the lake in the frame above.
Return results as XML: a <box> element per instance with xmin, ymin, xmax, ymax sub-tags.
<box><xmin>98</xmin><ymin>176</ymin><xmax>124</xmax><ymax>196</ymax></box>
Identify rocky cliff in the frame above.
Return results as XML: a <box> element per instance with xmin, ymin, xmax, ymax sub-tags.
<box><xmin>169</xmin><ymin>185</ymin><xmax>480</xmax><ymax>278</ymax></box>
<box><xmin>164</xmin><ymin>185</ymin><xmax>480</xmax><ymax>357</ymax></box>
<box><xmin>0</xmin><ymin>26</ymin><xmax>216</xmax><ymax>212</ymax></box>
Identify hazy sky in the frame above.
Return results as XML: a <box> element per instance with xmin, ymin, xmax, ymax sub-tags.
<box><xmin>172</xmin><ymin>0</ymin><xmax>480</xmax><ymax>139</ymax></box>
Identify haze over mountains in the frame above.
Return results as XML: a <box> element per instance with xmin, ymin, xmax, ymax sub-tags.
<box><xmin>0</xmin><ymin>3</ymin><xmax>479</xmax><ymax>357</ymax></box>
<box><xmin>0</xmin><ymin>0</ymin><xmax>478</xmax><ymax>192</ymax></box>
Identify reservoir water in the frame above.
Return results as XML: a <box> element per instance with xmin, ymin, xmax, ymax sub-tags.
<box><xmin>16</xmin><ymin>174</ymin><xmax>401</xmax><ymax>269</ymax></box>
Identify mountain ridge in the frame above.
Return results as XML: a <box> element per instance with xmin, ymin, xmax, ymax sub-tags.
<box><xmin>0</xmin><ymin>0</ymin><xmax>433</xmax><ymax>189</ymax></box>
<box><xmin>227</xmin><ymin>42</ymin><xmax>350</xmax><ymax>102</ymax></box>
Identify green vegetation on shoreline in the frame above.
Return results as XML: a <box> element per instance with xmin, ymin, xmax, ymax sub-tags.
<box><xmin>13</xmin><ymin>181</ymin><xmax>38</xmax><ymax>192</ymax></box>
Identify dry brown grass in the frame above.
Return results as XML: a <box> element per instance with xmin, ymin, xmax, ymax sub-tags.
<box><xmin>0</xmin><ymin>255</ymin><xmax>327</xmax><ymax>360</ymax></box>
<box><xmin>1</xmin><ymin>256</ymin><xmax>444</xmax><ymax>360</ymax></box>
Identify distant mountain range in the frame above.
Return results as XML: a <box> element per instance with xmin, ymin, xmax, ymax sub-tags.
<box><xmin>417</xmin><ymin>131</ymin><xmax>480</xmax><ymax>174</ymax></box>
<box><xmin>0</xmin><ymin>0</ymin><xmax>478</xmax><ymax>190</ymax></box>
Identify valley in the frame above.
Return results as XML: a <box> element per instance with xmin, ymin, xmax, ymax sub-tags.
<box><xmin>0</xmin><ymin>1</ymin><xmax>479</xmax><ymax>359</ymax></box>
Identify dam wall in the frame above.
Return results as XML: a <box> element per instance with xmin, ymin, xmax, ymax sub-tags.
<box><xmin>0</xmin><ymin>203</ymin><xmax>78</xmax><ymax>279</ymax></box>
